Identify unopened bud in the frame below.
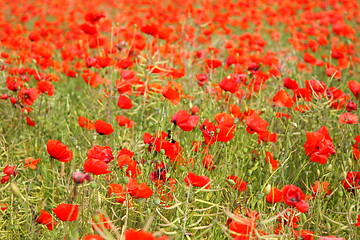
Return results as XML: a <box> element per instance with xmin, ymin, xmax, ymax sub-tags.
<box><xmin>326</xmin><ymin>164</ymin><xmax>333</xmax><ymax>171</ymax></box>
<box><xmin>10</xmin><ymin>183</ymin><xmax>21</xmax><ymax>198</ymax></box>
<box><xmin>264</xmin><ymin>184</ymin><xmax>271</xmax><ymax>194</ymax></box>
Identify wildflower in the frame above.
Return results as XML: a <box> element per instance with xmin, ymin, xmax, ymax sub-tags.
<box><xmin>339</xmin><ymin>112</ymin><xmax>358</xmax><ymax>124</ymax></box>
<box><xmin>47</xmin><ymin>140</ymin><xmax>73</xmax><ymax>162</ymax></box>
<box><xmin>282</xmin><ymin>185</ymin><xmax>309</xmax><ymax>213</ymax></box>
<box><xmin>265</xmin><ymin>151</ymin><xmax>279</xmax><ymax>170</ymax></box>
<box><xmin>94</xmin><ymin>120</ymin><xmax>114</xmax><ymax>135</ymax></box>
<box><xmin>72</xmin><ymin>171</ymin><xmax>92</xmax><ymax>184</ymax></box>
<box><xmin>303</xmin><ymin>126</ymin><xmax>335</xmax><ymax>164</ymax></box>
<box><xmin>273</xmin><ymin>89</ymin><xmax>294</xmax><ymax>108</ymax></box>
<box><xmin>52</xmin><ymin>204</ymin><xmax>79</xmax><ymax>221</ymax></box>
<box><xmin>227</xmin><ymin>175</ymin><xmax>247</xmax><ymax>192</ymax></box>
<box><xmin>88</xmin><ymin>145</ymin><xmax>114</xmax><ymax>163</ymax></box>
<box><xmin>36</xmin><ymin>209</ymin><xmax>56</xmax><ymax>230</ymax></box>
<box><xmin>171</xmin><ymin>110</ymin><xmax>199</xmax><ymax>131</ymax></box>
<box><xmin>184</xmin><ymin>172</ymin><xmax>210</xmax><ymax>189</ymax></box>
<box><xmin>311</xmin><ymin>181</ymin><xmax>332</xmax><ymax>196</ymax></box>
<box><xmin>82</xmin><ymin>235</ymin><xmax>104</xmax><ymax>240</ymax></box>
<box><xmin>342</xmin><ymin>171</ymin><xmax>360</xmax><ymax>191</ymax></box>
<box><xmin>205</xmin><ymin>59</ymin><xmax>222</xmax><ymax>69</ymax></box>
<box><xmin>78</xmin><ymin>116</ymin><xmax>95</xmax><ymax>130</ymax></box>
<box><xmin>115</xmin><ymin>115</ymin><xmax>134</xmax><ymax>128</ymax></box>
<box><xmin>108</xmin><ymin>184</ymin><xmax>126</xmax><ymax>203</ymax></box>
<box><xmin>348</xmin><ymin>80</ymin><xmax>360</xmax><ymax>99</ymax></box>
<box><xmin>266</xmin><ymin>187</ymin><xmax>283</xmax><ymax>203</ymax></box>
<box><xmin>91</xmin><ymin>212</ymin><xmax>112</xmax><ymax>231</ymax></box>
<box><xmin>354</xmin><ymin>214</ymin><xmax>360</xmax><ymax>227</ymax></box>
<box><xmin>84</xmin><ymin>158</ymin><xmax>111</xmax><ymax>175</ymax></box>
<box><xmin>24</xmin><ymin>157</ymin><xmax>40</xmax><ymax>169</ymax></box>
<box><xmin>126</xmin><ymin>178</ymin><xmax>153</xmax><ymax>199</ymax></box>
<box><xmin>117</xmin><ymin>95</ymin><xmax>133</xmax><ymax>109</ymax></box>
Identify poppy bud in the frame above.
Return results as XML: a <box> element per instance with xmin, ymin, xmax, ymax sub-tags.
<box><xmin>153</xmin><ymin>198</ymin><xmax>161</xmax><ymax>205</ymax></box>
<box><xmin>326</xmin><ymin>164</ymin><xmax>333</xmax><ymax>171</ymax></box>
<box><xmin>10</xmin><ymin>183</ymin><xmax>21</xmax><ymax>198</ymax></box>
<box><xmin>264</xmin><ymin>184</ymin><xmax>271</xmax><ymax>194</ymax></box>
<box><xmin>72</xmin><ymin>171</ymin><xmax>92</xmax><ymax>184</ymax></box>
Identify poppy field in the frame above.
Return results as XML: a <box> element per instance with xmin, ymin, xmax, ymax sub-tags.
<box><xmin>1</xmin><ymin>0</ymin><xmax>360</xmax><ymax>239</ymax></box>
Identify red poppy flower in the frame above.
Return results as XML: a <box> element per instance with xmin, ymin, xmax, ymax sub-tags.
<box><xmin>352</xmin><ymin>135</ymin><xmax>360</xmax><ymax>160</ymax></box>
<box><xmin>117</xmin><ymin>95</ymin><xmax>133</xmax><ymax>109</ymax></box>
<box><xmin>354</xmin><ymin>214</ymin><xmax>360</xmax><ymax>227</ymax></box>
<box><xmin>1</xmin><ymin>175</ymin><xmax>10</xmax><ymax>184</ymax></box>
<box><xmin>229</xmin><ymin>104</ymin><xmax>244</xmax><ymax>119</ymax></box>
<box><xmin>85</xmin><ymin>12</ymin><xmax>105</xmax><ymax>24</ymax></box>
<box><xmin>217</xmin><ymin>124</ymin><xmax>236</xmax><ymax>143</ymax></box>
<box><xmin>199</xmin><ymin>119</ymin><xmax>218</xmax><ymax>146</ymax></box>
<box><xmin>265</xmin><ymin>151</ymin><xmax>279</xmax><ymax>170</ymax></box>
<box><xmin>227</xmin><ymin>175</ymin><xmax>247</xmax><ymax>191</ymax></box>
<box><xmin>82</xmin><ymin>235</ymin><xmax>104</xmax><ymax>240</ymax></box>
<box><xmin>24</xmin><ymin>157</ymin><xmax>40</xmax><ymax>170</ymax></box>
<box><xmin>219</xmin><ymin>75</ymin><xmax>239</xmax><ymax>93</ymax></box>
<box><xmin>84</xmin><ymin>158</ymin><xmax>111</xmax><ymax>175</ymax></box>
<box><xmin>311</xmin><ymin>181</ymin><xmax>332</xmax><ymax>196</ymax></box>
<box><xmin>91</xmin><ymin>212</ymin><xmax>112</xmax><ymax>231</ymax></box>
<box><xmin>126</xmin><ymin>178</ymin><xmax>153</xmax><ymax>199</ymax></box>
<box><xmin>228</xmin><ymin>216</ymin><xmax>256</xmax><ymax>239</ymax></box>
<box><xmin>29</xmin><ymin>31</ymin><xmax>41</xmax><ymax>41</ymax></box>
<box><xmin>184</xmin><ymin>172</ymin><xmax>210</xmax><ymax>189</ymax></box>
<box><xmin>108</xmin><ymin>183</ymin><xmax>126</xmax><ymax>203</ymax></box>
<box><xmin>124</xmin><ymin>229</ymin><xmax>155</xmax><ymax>240</ymax></box>
<box><xmin>115</xmin><ymin>115</ymin><xmax>134</xmax><ymax>128</ymax></box>
<box><xmin>282</xmin><ymin>185</ymin><xmax>309</xmax><ymax>213</ymax></box>
<box><xmin>25</xmin><ymin>116</ymin><xmax>36</xmax><ymax>127</ymax></box>
<box><xmin>162</xmin><ymin>86</ymin><xmax>180</xmax><ymax>105</ymax></box>
<box><xmin>80</xmin><ymin>23</ymin><xmax>98</xmax><ymax>35</ymax></box>
<box><xmin>18</xmin><ymin>88</ymin><xmax>39</xmax><ymax>106</ymax></box>
<box><xmin>190</xmin><ymin>105</ymin><xmax>200</xmax><ymax>115</ymax></box>
<box><xmin>171</xmin><ymin>110</ymin><xmax>200</xmax><ymax>131</ymax></box>
<box><xmin>0</xmin><ymin>203</ymin><xmax>8</xmax><ymax>211</ymax></box>
<box><xmin>326</xmin><ymin>87</ymin><xmax>349</xmax><ymax>109</ymax></box>
<box><xmin>94</xmin><ymin>120</ymin><xmax>114</xmax><ymax>135</ymax></box>
<box><xmin>346</xmin><ymin>101</ymin><xmax>357</xmax><ymax>112</ymax></box>
<box><xmin>348</xmin><ymin>81</ymin><xmax>360</xmax><ymax>99</ymax></box>
<box><xmin>37</xmin><ymin>80</ymin><xmax>54</xmax><ymax>96</ymax></box>
<box><xmin>36</xmin><ymin>209</ymin><xmax>56</xmax><ymax>230</ymax></box>
<box><xmin>202</xmin><ymin>154</ymin><xmax>215</xmax><ymax>170</ymax></box>
<box><xmin>78</xmin><ymin>116</ymin><xmax>95</xmax><ymax>130</ymax></box>
<box><xmin>319</xmin><ymin>236</ymin><xmax>345</xmax><ymax>240</ymax></box>
<box><xmin>205</xmin><ymin>59</ymin><xmax>222</xmax><ymax>69</ymax></box>
<box><xmin>342</xmin><ymin>171</ymin><xmax>360</xmax><ymax>191</ymax></box>
<box><xmin>275</xmin><ymin>112</ymin><xmax>291</xmax><ymax>119</ymax></box>
<box><xmin>141</xmin><ymin>24</ymin><xmax>159</xmax><ymax>37</ymax></box>
<box><xmin>3</xmin><ymin>165</ymin><xmax>17</xmax><ymax>176</ymax></box>
<box><xmin>88</xmin><ymin>145</ymin><xmax>114</xmax><ymax>163</ymax></box>
<box><xmin>266</xmin><ymin>187</ymin><xmax>283</xmax><ymax>203</ymax></box>
<box><xmin>196</xmin><ymin>73</ymin><xmax>208</xmax><ymax>87</ymax></box>
<box><xmin>47</xmin><ymin>140</ymin><xmax>73</xmax><ymax>162</ymax></box>
<box><xmin>6</xmin><ymin>76</ymin><xmax>23</xmax><ymax>91</ymax></box>
<box><xmin>245</xmin><ymin>113</ymin><xmax>268</xmax><ymax>134</ymax></box>
<box><xmin>283</xmin><ymin>77</ymin><xmax>298</xmax><ymax>90</ymax></box>
<box><xmin>304</xmin><ymin>53</ymin><xmax>317</xmax><ymax>65</ymax></box>
<box><xmin>303</xmin><ymin>126</ymin><xmax>335</xmax><ymax>164</ymax></box>
<box><xmin>52</xmin><ymin>204</ymin><xmax>79</xmax><ymax>221</ymax></box>
<box><xmin>82</xmin><ymin>71</ymin><xmax>104</xmax><ymax>88</ymax></box>
<box><xmin>273</xmin><ymin>89</ymin><xmax>294</xmax><ymax>108</ymax></box>
<box><xmin>117</xmin><ymin>154</ymin><xmax>140</xmax><ymax>178</ymax></box>
<box><xmin>339</xmin><ymin>112</ymin><xmax>358</xmax><ymax>124</ymax></box>
<box><xmin>326</xmin><ymin>67</ymin><xmax>342</xmax><ymax>79</ymax></box>
<box><xmin>293</xmin><ymin>88</ymin><xmax>312</xmax><ymax>101</ymax></box>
